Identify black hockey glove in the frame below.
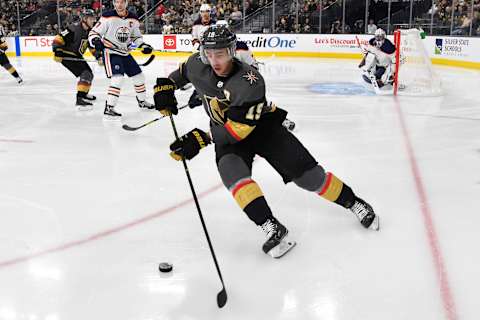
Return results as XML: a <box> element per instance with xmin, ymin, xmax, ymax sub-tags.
<box><xmin>154</xmin><ymin>78</ymin><xmax>178</xmax><ymax>116</ymax></box>
<box><xmin>139</xmin><ymin>43</ymin><xmax>153</xmax><ymax>54</ymax></box>
<box><xmin>170</xmin><ymin>128</ymin><xmax>211</xmax><ymax>161</ymax></box>
<box><xmin>52</xmin><ymin>47</ymin><xmax>63</xmax><ymax>63</ymax></box>
<box><xmin>188</xmin><ymin>90</ymin><xmax>202</xmax><ymax>109</ymax></box>
<box><xmin>91</xmin><ymin>37</ymin><xmax>104</xmax><ymax>59</ymax></box>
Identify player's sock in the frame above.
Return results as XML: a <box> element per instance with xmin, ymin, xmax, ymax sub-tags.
<box><xmin>132</xmin><ymin>73</ymin><xmax>153</xmax><ymax>108</ymax></box>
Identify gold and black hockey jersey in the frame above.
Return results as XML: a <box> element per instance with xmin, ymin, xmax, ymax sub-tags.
<box><xmin>0</xmin><ymin>25</ymin><xmax>8</xmax><ymax>53</ymax></box>
<box><xmin>52</xmin><ymin>22</ymin><xmax>94</xmax><ymax>58</ymax></box>
<box><xmin>169</xmin><ymin>53</ymin><xmax>284</xmax><ymax>145</ymax></box>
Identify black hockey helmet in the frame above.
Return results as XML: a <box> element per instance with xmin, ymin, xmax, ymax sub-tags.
<box><xmin>81</xmin><ymin>9</ymin><xmax>96</xmax><ymax>19</ymax></box>
<box><xmin>200</xmin><ymin>25</ymin><xmax>237</xmax><ymax>64</ymax></box>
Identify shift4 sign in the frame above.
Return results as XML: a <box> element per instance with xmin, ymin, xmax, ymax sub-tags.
<box><xmin>435</xmin><ymin>38</ymin><xmax>469</xmax><ymax>57</ymax></box>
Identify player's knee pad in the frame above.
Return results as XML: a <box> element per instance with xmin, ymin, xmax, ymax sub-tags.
<box><xmin>110</xmin><ymin>75</ymin><xmax>124</xmax><ymax>88</ymax></box>
<box><xmin>79</xmin><ymin>70</ymin><xmax>93</xmax><ymax>84</ymax></box>
<box><xmin>131</xmin><ymin>72</ymin><xmax>146</xmax><ymax>95</ymax></box>
<box><xmin>217</xmin><ymin>153</ymin><xmax>252</xmax><ymax>189</ymax></box>
<box><xmin>293</xmin><ymin>165</ymin><xmax>326</xmax><ymax>192</ymax></box>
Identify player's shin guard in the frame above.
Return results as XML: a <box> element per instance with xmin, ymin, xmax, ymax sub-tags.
<box><xmin>132</xmin><ymin>73</ymin><xmax>147</xmax><ymax>102</ymax></box>
<box><xmin>230</xmin><ymin>178</ymin><xmax>296</xmax><ymax>257</ymax></box>
<box><xmin>3</xmin><ymin>63</ymin><xmax>21</xmax><ymax>82</ymax></box>
<box><xmin>107</xmin><ymin>75</ymin><xmax>123</xmax><ymax>107</ymax></box>
<box><xmin>294</xmin><ymin>167</ymin><xmax>379</xmax><ymax>230</ymax></box>
<box><xmin>230</xmin><ymin>178</ymin><xmax>272</xmax><ymax>225</ymax></box>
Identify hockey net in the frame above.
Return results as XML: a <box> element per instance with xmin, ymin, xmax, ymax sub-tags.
<box><xmin>393</xmin><ymin>29</ymin><xmax>442</xmax><ymax>96</ymax></box>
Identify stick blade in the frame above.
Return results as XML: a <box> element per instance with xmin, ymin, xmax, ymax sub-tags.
<box><xmin>121</xmin><ymin>124</ymin><xmax>137</xmax><ymax>131</ymax></box>
<box><xmin>217</xmin><ymin>288</ymin><xmax>227</xmax><ymax>308</ymax></box>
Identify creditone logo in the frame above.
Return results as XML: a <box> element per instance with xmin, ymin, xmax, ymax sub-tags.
<box><xmin>240</xmin><ymin>36</ymin><xmax>297</xmax><ymax>49</ymax></box>
<box><xmin>435</xmin><ymin>38</ymin><xmax>443</xmax><ymax>54</ymax></box>
<box><xmin>164</xmin><ymin>35</ymin><xmax>176</xmax><ymax>50</ymax></box>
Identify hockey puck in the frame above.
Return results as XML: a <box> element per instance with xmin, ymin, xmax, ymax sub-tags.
<box><xmin>158</xmin><ymin>262</ymin><xmax>173</xmax><ymax>273</ymax></box>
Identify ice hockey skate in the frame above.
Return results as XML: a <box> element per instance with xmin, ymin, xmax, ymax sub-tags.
<box><xmin>104</xmin><ymin>103</ymin><xmax>122</xmax><ymax>119</ymax></box>
<box><xmin>261</xmin><ymin>217</ymin><xmax>296</xmax><ymax>258</ymax></box>
<box><xmin>350</xmin><ymin>198</ymin><xmax>380</xmax><ymax>231</ymax></box>
<box><xmin>76</xmin><ymin>96</ymin><xmax>93</xmax><ymax>111</ymax></box>
<box><xmin>136</xmin><ymin>97</ymin><xmax>155</xmax><ymax>110</ymax></box>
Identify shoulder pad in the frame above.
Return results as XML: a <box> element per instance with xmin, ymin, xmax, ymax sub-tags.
<box><xmin>101</xmin><ymin>10</ymin><xmax>118</xmax><ymax>18</ymax></box>
<box><xmin>127</xmin><ymin>11</ymin><xmax>139</xmax><ymax>20</ymax></box>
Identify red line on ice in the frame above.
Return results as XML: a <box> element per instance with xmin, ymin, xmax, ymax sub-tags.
<box><xmin>0</xmin><ymin>139</ymin><xmax>34</xmax><ymax>143</ymax></box>
<box><xmin>0</xmin><ymin>184</ymin><xmax>223</xmax><ymax>269</ymax></box>
<box><xmin>394</xmin><ymin>98</ymin><xmax>457</xmax><ymax>320</ymax></box>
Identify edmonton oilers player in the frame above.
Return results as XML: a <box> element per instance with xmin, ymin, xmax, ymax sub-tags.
<box><xmin>88</xmin><ymin>0</ymin><xmax>154</xmax><ymax>118</ymax></box>
<box><xmin>358</xmin><ymin>28</ymin><xmax>396</xmax><ymax>90</ymax></box>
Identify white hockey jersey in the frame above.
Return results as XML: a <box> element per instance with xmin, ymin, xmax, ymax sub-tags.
<box><xmin>191</xmin><ymin>17</ymin><xmax>215</xmax><ymax>51</ymax></box>
<box><xmin>88</xmin><ymin>10</ymin><xmax>144</xmax><ymax>56</ymax></box>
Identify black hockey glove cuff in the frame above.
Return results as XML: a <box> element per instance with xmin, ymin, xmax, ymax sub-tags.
<box><xmin>188</xmin><ymin>90</ymin><xmax>202</xmax><ymax>109</ymax></box>
<box><xmin>139</xmin><ymin>43</ymin><xmax>153</xmax><ymax>54</ymax></box>
<box><xmin>169</xmin><ymin>129</ymin><xmax>211</xmax><ymax>161</ymax></box>
<box><xmin>154</xmin><ymin>78</ymin><xmax>178</xmax><ymax>116</ymax></box>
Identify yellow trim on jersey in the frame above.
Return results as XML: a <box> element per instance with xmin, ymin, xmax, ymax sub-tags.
<box><xmin>224</xmin><ymin>119</ymin><xmax>255</xmax><ymax>141</ymax></box>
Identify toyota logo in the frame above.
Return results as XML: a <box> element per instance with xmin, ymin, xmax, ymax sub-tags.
<box><xmin>165</xmin><ymin>38</ymin><xmax>175</xmax><ymax>47</ymax></box>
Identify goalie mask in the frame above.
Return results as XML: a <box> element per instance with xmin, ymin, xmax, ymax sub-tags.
<box><xmin>200</xmin><ymin>25</ymin><xmax>237</xmax><ymax>65</ymax></box>
<box><xmin>374</xmin><ymin>28</ymin><xmax>386</xmax><ymax>47</ymax></box>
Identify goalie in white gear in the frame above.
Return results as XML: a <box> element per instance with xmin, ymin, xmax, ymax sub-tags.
<box><xmin>359</xmin><ymin>28</ymin><xmax>397</xmax><ymax>90</ymax></box>
<box><xmin>88</xmin><ymin>0</ymin><xmax>154</xmax><ymax>118</ymax></box>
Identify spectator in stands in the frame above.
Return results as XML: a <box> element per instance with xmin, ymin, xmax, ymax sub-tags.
<box><xmin>353</xmin><ymin>19</ymin><xmax>364</xmax><ymax>34</ymax></box>
<box><xmin>367</xmin><ymin>19</ymin><xmax>377</xmax><ymax>34</ymax></box>
<box><xmin>230</xmin><ymin>5</ymin><xmax>242</xmax><ymax>23</ymax></box>
<box><xmin>303</xmin><ymin>17</ymin><xmax>312</xmax><ymax>33</ymax></box>
<box><xmin>331</xmin><ymin>19</ymin><xmax>342</xmax><ymax>34</ymax></box>
<box><xmin>92</xmin><ymin>0</ymin><xmax>101</xmax><ymax>13</ymax></box>
<box><xmin>277</xmin><ymin>16</ymin><xmax>291</xmax><ymax>33</ymax></box>
<box><xmin>162</xmin><ymin>19</ymin><xmax>174</xmax><ymax>34</ymax></box>
<box><xmin>154</xmin><ymin>3</ymin><xmax>166</xmax><ymax>26</ymax></box>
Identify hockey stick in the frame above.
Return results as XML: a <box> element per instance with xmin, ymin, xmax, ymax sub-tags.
<box><xmin>122</xmin><ymin>104</ymin><xmax>189</xmax><ymax>131</ymax></box>
<box><xmin>168</xmin><ymin>114</ymin><xmax>228</xmax><ymax>308</ymax></box>
<box><xmin>59</xmin><ymin>54</ymin><xmax>154</xmax><ymax>66</ymax></box>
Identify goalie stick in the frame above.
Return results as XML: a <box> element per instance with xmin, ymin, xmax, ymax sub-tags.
<box><xmin>122</xmin><ymin>104</ymin><xmax>189</xmax><ymax>131</ymax></box>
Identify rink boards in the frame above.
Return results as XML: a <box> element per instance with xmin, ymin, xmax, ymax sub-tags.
<box><xmin>4</xmin><ymin>33</ymin><xmax>480</xmax><ymax>70</ymax></box>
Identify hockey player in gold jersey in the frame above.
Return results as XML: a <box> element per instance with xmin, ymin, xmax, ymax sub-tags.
<box><xmin>154</xmin><ymin>25</ymin><xmax>380</xmax><ymax>259</ymax></box>
<box><xmin>0</xmin><ymin>23</ymin><xmax>23</xmax><ymax>84</ymax></box>
<box><xmin>52</xmin><ymin>9</ymin><xmax>98</xmax><ymax>109</ymax></box>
